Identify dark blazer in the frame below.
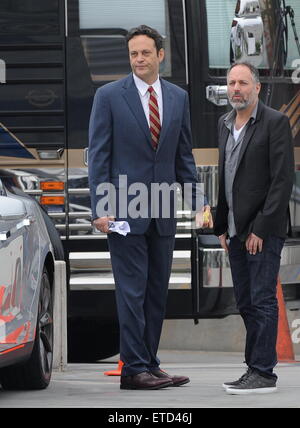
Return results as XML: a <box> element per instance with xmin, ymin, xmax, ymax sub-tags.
<box><xmin>88</xmin><ymin>73</ymin><xmax>202</xmax><ymax>236</ymax></box>
<box><xmin>214</xmin><ymin>100</ymin><xmax>294</xmax><ymax>241</ymax></box>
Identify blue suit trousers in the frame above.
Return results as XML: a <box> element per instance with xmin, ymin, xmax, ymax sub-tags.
<box><xmin>108</xmin><ymin>220</ymin><xmax>175</xmax><ymax>376</ymax></box>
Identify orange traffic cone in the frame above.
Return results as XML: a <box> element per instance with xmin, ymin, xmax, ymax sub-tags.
<box><xmin>276</xmin><ymin>278</ymin><xmax>296</xmax><ymax>362</ymax></box>
<box><xmin>104</xmin><ymin>360</ymin><xmax>124</xmax><ymax>376</ymax></box>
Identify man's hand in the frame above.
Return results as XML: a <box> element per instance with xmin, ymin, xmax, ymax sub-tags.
<box><xmin>246</xmin><ymin>233</ymin><xmax>263</xmax><ymax>255</ymax></box>
<box><xmin>93</xmin><ymin>216</ymin><xmax>115</xmax><ymax>234</ymax></box>
<box><xmin>195</xmin><ymin>205</ymin><xmax>214</xmax><ymax>229</ymax></box>
<box><xmin>218</xmin><ymin>233</ymin><xmax>229</xmax><ymax>252</ymax></box>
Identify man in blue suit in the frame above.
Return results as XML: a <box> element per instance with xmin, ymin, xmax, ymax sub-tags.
<box><xmin>89</xmin><ymin>25</ymin><xmax>210</xmax><ymax>390</ymax></box>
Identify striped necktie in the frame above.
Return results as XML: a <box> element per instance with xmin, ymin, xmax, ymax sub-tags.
<box><xmin>148</xmin><ymin>86</ymin><xmax>161</xmax><ymax>150</ymax></box>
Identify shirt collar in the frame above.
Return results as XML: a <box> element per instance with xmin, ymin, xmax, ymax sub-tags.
<box><xmin>133</xmin><ymin>73</ymin><xmax>161</xmax><ymax>97</ymax></box>
<box><xmin>224</xmin><ymin>101</ymin><xmax>259</xmax><ymax>130</ymax></box>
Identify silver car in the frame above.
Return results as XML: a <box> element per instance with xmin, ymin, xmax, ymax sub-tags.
<box><xmin>0</xmin><ymin>183</ymin><xmax>56</xmax><ymax>390</ymax></box>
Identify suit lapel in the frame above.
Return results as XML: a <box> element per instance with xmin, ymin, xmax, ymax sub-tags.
<box><xmin>236</xmin><ymin>121</ymin><xmax>258</xmax><ymax>171</ymax></box>
<box><xmin>121</xmin><ymin>75</ymin><xmax>175</xmax><ymax>152</ymax></box>
<box><xmin>122</xmin><ymin>74</ymin><xmax>152</xmax><ymax>146</ymax></box>
<box><xmin>235</xmin><ymin>100</ymin><xmax>263</xmax><ymax>170</ymax></box>
<box><xmin>220</xmin><ymin>101</ymin><xmax>262</xmax><ymax>174</ymax></box>
<box><xmin>219</xmin><ymin>122</ymin><xmax>230</xmax><ymax>176</ymax></box>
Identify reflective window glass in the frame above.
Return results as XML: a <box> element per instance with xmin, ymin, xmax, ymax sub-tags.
<box><xmin>206</xmin><ymin>0</ymin><xmax>300</xmax><ymax>72</ymax></box>
<box><xmin>78</xmin><ymin>0</ymin><xmax>186</xmax><ymax>84</ymax></box>
<box><xmin>206</xmin><ymin>0</ymin><xmax>237</xmax><ymax>69</ymax></box>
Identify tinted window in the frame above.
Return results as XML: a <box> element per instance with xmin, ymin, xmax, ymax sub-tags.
<box><xmin>78</xmin><ymin>0</ymin><xmax>186</xmax><ymax>85</ymax></box>
<box><xmin>206</xmin><ymin>0</ymin><xmax>300</xmax><ymax>73</ymax></box>
<box><xmin>0</xmin><ymin>0</ymin><xmax>60</xmax><ymax>35</ymax></box>
<box><xmin>206</xmin><ymin>0</ymin><xmax>237</xmax><ymax>70</ymax></box>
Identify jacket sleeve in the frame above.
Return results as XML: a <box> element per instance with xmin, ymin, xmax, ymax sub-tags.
<box><xmin>213</xmin><ymin>115</ymin><xmax>229</xmax><ymax>237</ymax></box>
<box><xmin>88</xmin><ymin>87</ymin><xmax>114</xmax><ymax>220</ymax></box>
<box><xmin>252</xmin><ymin>114</ymin><xmax>294</xmax><ymax>239</ymax></box>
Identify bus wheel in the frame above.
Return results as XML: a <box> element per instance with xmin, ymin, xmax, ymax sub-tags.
<box><xmin>67</xmin><ymin>319</ymin><xmax>120</xmax><ymax>362</ymax></box>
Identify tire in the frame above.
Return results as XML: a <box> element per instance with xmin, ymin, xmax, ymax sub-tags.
<box><xmin>0</xmin><ymin>267</ymin><xmax>54</xmax><ymax>390</ymax></box>
<box><xmin>67</xmin><ymin>319</ymin><xmax>120</xmax><ymax>362</ymax></box>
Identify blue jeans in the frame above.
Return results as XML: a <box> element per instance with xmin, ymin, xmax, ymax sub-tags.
<box><xmin>228</xmin><ymin>235</ymin><xmax>285</xmax><ymax>379</ymax></box>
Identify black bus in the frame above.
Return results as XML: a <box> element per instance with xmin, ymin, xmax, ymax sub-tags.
<box><xmin>0</xmin><ymin>0</ymin><xmax>299</xmax><ymax>361</ymax></box>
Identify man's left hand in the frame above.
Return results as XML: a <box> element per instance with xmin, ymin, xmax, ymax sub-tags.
<box><xmin>246</xmin><ymin>233</ymin><xmax>263</xmax><ymax>255</ymax></box>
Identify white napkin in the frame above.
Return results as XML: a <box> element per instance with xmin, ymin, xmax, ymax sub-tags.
<box><xmin>108</xmin><ymin>221</ymin><xmax>130</xmax><ymax>236</ymax></box>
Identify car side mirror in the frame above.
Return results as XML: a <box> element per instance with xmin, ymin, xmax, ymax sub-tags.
<box><xmin>0</xmin><ymin>196</ymin><xmax>27</xmax><ymax>221</ymax></box>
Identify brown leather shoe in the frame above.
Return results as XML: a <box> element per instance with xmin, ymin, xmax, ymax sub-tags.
<box><xmin>151</xmin><ymin>369</ymin><xmax>190</xmax><ymax>386</ymax></box>
<box><xmin>120</xmin><ymin>371</ymin><xmax>173</xmax><ymax>390</ymax></box>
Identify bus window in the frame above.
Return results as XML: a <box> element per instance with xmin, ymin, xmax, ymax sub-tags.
<box><xmin>206</xmin><ymin>0</ymin><xmax>300</xmax><ymax>75</ymax></box>
<box><xmin>206</xmin><ymin>0</ymin><xmax>268</xmax><ymax>72</ymax></box>
<box><xmin>0</xmin><ymin>0</ymin><xmax>60</xmax><ymax>35</ymax></box>
<box><xmin>206</xmin><ymin>0</ymin><xmax>237</xmax><ymax>72</ymax></box>
<box><xmin>78</xmin><ymin>0</ymin><xmax>187</xmax><ymax>86</ymax></box>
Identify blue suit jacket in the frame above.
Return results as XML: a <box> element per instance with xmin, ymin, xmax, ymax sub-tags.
<box><xmin>88</xmin><ymin>73</ymin><xmax>204</xmax><ymax>236</ymax></box>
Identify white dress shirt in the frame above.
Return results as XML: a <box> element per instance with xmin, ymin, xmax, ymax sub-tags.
<box><xmin>132</xmin><ymin>73</ymin><xmax>163</xmax><ymax>126</ymax></box>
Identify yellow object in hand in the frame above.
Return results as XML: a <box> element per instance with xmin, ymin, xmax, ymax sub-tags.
<box><xmin>203</xmin><ymin>211</ymin><xmax>210</xmax><ymax>223</ymax></box>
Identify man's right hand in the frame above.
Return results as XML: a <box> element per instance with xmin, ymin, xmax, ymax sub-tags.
<box><xmin>218</xmin><ymin>233</ymin><xmax>229</xmax><ymax>252</ymax></box>
<box><xmin>93</xmin><ymin>216</ymin><xmax>115</xmax><ymax>234</ymax></box>
<box><xmin>195</xmin><ymin>205</ymin><xmax>214</xmax><ymax>229</ymax></box>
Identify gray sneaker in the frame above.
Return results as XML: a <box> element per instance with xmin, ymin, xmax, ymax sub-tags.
<box><xmin>222</xmin><ymin>367</ymin><xmax>252</xmax><ymax>390</ymax></box>
<box><xmin>226</xmin><ymin>370</ymin><xmax>277</xmax><ymax>395</ymax></box>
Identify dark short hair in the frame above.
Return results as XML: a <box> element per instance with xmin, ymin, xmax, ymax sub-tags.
<box><xmin>126</xmin><ymin>25</ymin><xmax>163</xmax><ymax>53</ymax></box>
<box><xmin>227</xmin><ymin>61</ymin><xmax>260</xmax><ymax>83</ymax></box>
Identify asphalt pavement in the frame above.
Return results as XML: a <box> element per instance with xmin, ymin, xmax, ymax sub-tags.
<box><xmin>0</xmin><ymin>351</ymin><xmax>299</xmax><ymax>409</ymax></box>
